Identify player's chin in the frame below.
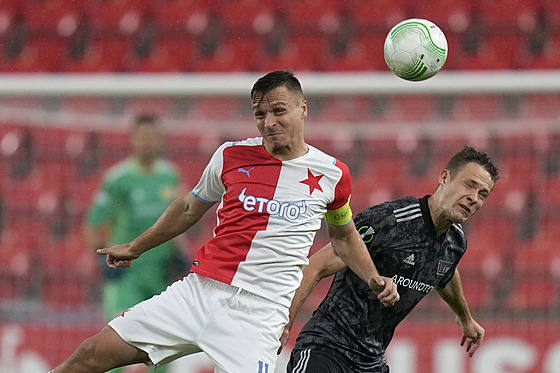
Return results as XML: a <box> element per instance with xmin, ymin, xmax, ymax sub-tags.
<box><xmin>448</xmin><ymin>215</ymin><xmax>468</xmax><ymax>226</ymax></box>
<box><xmin>265</xmin><ymin>138</ymin><xmax>289</xmax><ymax>152</ymax></box>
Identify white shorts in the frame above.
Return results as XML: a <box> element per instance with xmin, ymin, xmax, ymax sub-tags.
<box><xmin>109</xmin><ymin>273</ymin><xmax>289</xmax><ymax>373</ymax></box>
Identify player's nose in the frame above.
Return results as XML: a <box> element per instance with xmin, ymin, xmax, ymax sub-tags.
<box><xmin>264</xmin><ymin>112</ymin><xmax>277</xmax><ymax>127</ymax></box>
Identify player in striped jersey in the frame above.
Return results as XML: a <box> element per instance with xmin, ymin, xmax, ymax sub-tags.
<box><xmin>284</xmin><ymin>146</ymin><xmax>500</xmax><ymax>373</ymax></box>
<box><xmin>49</xmin><ymin>71</ymin><xmax>399</xmax><ymax>373</ymax></box>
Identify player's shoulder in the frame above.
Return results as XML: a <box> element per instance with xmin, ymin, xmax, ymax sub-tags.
<box><xmin>307</xmin><ymin>144</ymin><xmax>338</xmax><ymax>162</ymax></box>
<box><xmin>306</xmin><ymin>145</ymin><xmax>349</xmax><ymax>175</ymax></box>
<box><xmin>103</xmin><ymin>159</ymin><xmax>133</xmax><ymax>182</ymax></box>
<box><xmin>216</xmin><ymin>137</ymin><xmax>264</xmax><ymax>156</ymax></box>
<box><xmin>390</xmin><ymin>196</ymin><xmax>422</xmax><ymax>216</ymax></box>
<box><xmin>365</xmin><ymin>196</ymin><xmax>419</xmax><ymax>215</ymax></box>
<box><xmin>227</xmin><ymin>137</ymin><xmax>263</xmax><ymax>148</ymax></box>
<box><xmin>154</xmin><ymin>159</ymin><xmax>179</xmax><ymax>176</ymax></box>
<box><xmin>449</xmin><ymin>222</ymin><xmax>467</xmax><ymax>243</ymax></box>
<box><xmin>357</xmin><ymin>196</ymin><xmax>420</xmax><ymax>224</ymax></box>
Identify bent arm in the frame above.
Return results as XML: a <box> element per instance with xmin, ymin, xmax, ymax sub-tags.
<box><xmin>436</xmin><ymin>269</ymin><xmax>485</xmax><ymax>357</ymax></box>
<box><xmin>327</xmin><ymin>220</ymin><xmax>385</xmax><ymax>291</ymax></box>
<box><xmin>327</xmin><ymin>220</ymin><xmax>400</xmax><ymax>305</ymax></box>
<box><xmin>435</xmin><ymin>269</ymin><xmax>472</xmax><ymax>321</ymax></box>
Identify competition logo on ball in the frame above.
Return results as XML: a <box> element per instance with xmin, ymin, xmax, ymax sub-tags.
<box><xmin>384</xmin><ymin>18</ymin><xmax>448</xmax><ymax>81</ymax></box>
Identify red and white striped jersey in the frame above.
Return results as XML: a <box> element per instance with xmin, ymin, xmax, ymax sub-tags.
<box><xmin>190</xmin><ymin>137</ymin><xmax>352</xmax><ymax>307</ymax></box>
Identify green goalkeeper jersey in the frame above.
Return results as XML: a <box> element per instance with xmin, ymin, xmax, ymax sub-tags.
<box><xmin>87</xmin><ymin>157</ymin><xmax>180</xmax><ymax>291</ymax></box>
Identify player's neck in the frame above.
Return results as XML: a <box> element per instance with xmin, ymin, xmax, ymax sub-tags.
<box><xmin>264</xmin><ymin>142</ymin><xmax>309</xmax><ymax>161</ymax></box>
<box><xmin>427</xmin><ymin>196</ymin><xmax>453</xmax><ymax>236</ymax></box>
<box><xmin>135</xmin><ymin>157</ymin><xmax>156</xmax><ymax>174</ymax></box>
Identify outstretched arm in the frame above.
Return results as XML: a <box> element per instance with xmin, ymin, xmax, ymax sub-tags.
<box><xmin>97</xmin><ymin>193</ymin><xmax>214</xmax><ymax>268</ymax></box>
<box><xmin>436</xmin><ymin>269</ymin><xmax>484</xmax><ymax>357</ymax></box>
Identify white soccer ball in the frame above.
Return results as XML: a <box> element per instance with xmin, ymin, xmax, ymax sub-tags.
<box><xmin>383</xmin><ymin>18</ymin><xmax>448</xmax><ymax>81</ymax></box>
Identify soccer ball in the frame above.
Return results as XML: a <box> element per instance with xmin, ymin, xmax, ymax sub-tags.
<box><xmin>383</xmin><ymin>18</ymin><xmax>448</xmax><ymax>81</ymax></box>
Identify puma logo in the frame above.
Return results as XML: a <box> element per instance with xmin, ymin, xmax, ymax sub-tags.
<box><xmin>237</xmin><ymin>167</ymin><xmax>255</xmax><ymax>178</ymax></box>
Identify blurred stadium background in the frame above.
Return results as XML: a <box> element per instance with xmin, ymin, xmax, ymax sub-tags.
<box><xmin>0</xmin><ymin>0</ymin><xmax>560</xmax><ymax>372</ymax></box>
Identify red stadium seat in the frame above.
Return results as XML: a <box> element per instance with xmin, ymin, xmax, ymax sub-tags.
<box><xmin>186</xmin><ymin>96</ymin><xmax>243</xmax><ymax>121</ymax></box>
<box><xmin>59</xmin><ymin>97</ymin><xmax>109</xmax><ymax>116</ymax></box>
<box><xmin>218</xmin><ymin>0</ymin><xmax>278</xmax><ymax>32</ymax></box>
<box><xmin>23</xmin><ymin>0</ymin><xmax>85</xmax><ymax>35</ymax></box>
<box><xmin>460</xmin><ymin>216</ymin><xmax>514</xmax><ymax>270</ymax></box>
<box><xmin>0</xmin><ymin>38</ymin><xmax>65</xmax><ymax>72</ymax></box>
<box><xmin>126</xmin><ymin>97</ymin><xmax>176</xmax><ymax>121</ymax></box>
<box><xmin>280</xmin><ymin>0</ymin><xmax>344</xmax><ymax>32</ymax></box>
<box><xmin>541</xmin><ymin>177</ymin><xmax>560</xmax><ymax>206</ymax></box>
<box><xmin>257</xmin><ymin>34</ymin><xmax>326</xmax><ymax>72</ymax></box>
<box><xmin>411</xmin><ymin>0</ymin><xmax>474</xmax><ymax>31</ymax></box>
<box><xmin>152</xmin><ymin>0</ymin><xmax>217</xmax><ymax>36</ymax></box>
<box><xmin>39</xmin><ymin>232</ymin><xmax>99</xmax><ymax>309</ymax></box>
<box><xmin>479</xmin><ymin>0</ymin><xmax>539</xmax><ymax>32</ymax></box>
<box><xmin>312</xmin><ymin>95</ymin><xmax>374</xmax><ymax>122</ymax></box>
<box><xmin>98</xmin><ymin>130</ymin><xmax>129</xmax><ymax>164</ymax></box>
<box><xmin>126</xmin><ymin>36</ymin><xmax>195</xmax><ymax>72</ymax></box>
<box><xmin>519</xmin><ymin>94</ymin><xmax>560</xmax><ymax>120</ymax></box>
<box><xmin>191</xmin><ymin>35</ymin><xmax>259</xmax><ymax>72</ymax></box>
<box><xmin>457</xmin><ymin>275</ymin><xmax>493</xmax><ymax>310</ymax></box>
<box><xmin>32</xmin><ymin>126</ymin><xmax>72</xmax><ymax>159</ymax></box>
<box><xmin>2</xmin><ymin>173</ymin><xmax>49</xmax><ymax>212</ymax></box>
<box><xmin>64</xmin><ymin>36</ymin><xmax>131</xmax><ymax>72</ymax></box>
<box><xmin>0</xmin><ymin>0</ymin><xmax>23</xmax><ymax>14</ymax></box>
<box><xmin>323</xmin><ymin>34</ymin><xmax>387</xmax><ymax>71</ymax></box>
<box><xmin>506</xmin><ymin>274</ymin><xmax>558</xmax><ymax>311</ymax></box>
<box><xmin>522</xmin><ymin>35</ymin><xmax>560</xmax><ymax>70</ymax></box>
<box><xmin>348</xmin><ymin>0</ymin><xmax>410</xmax><ymax>31</ymax></box>
<box><xmin>84</xmin><ymin>0</ymin><xmax>152</xmax><ymax>35</ymax></box>
<box><xmin>0</xmin><ymin>224</ymin><xmax>35</xmax><ymax>300</ymax></box>
<box><xmin>498</xmin><ymin>156</ymin><xmax>540</xmax><ymax>191</ymax></box>
<box><xmin>454</xmin><ymin>33</ymin><xmax>524</xmax><ymax>70</ymax></box>
<box><xmin>513</xmin><ymin>216</ymin><xmax>560</xmax><ymax>273</ymax></box>
<box><xmin>450</xmin><ymin>95</ymin><xmax>502</xmax><ymax>121</ymax></box>
<box><xmin>384</xmin><ymin>95</ymin><xmax>438</xmax><ymax>123</ymax></box>
<box><xmin>542</xmin><ymin>0</ymin><xmax>560</xmax><ymax>29</ymax></box>
<box><xmin>0</xmin><ymin>0</ymin><xmax>25</xmax><ymax>40</ymax></box>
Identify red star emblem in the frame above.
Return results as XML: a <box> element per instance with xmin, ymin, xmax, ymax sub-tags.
<box><xmin>300</xmin><ymin>169</ymin><xmax>324</xmax><ymax>195</ymax></box>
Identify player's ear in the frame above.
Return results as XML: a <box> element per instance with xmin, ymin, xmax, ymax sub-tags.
<box><xmin>301</xmin><ymin>99</ymin><xmax>308</xmax><ymax>119</ymax></box>
<box><xmin>439</xmin><ymin>169</ymin><xmax>450</xmax><ymax>185</ymax></box>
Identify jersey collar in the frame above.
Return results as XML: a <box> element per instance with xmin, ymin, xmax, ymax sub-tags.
<box><xmin>419</xmin><ymin>195</ymin><xmax>438</xmax><ymax>240</ymax></box>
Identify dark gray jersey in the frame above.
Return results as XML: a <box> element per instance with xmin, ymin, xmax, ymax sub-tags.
<box><xmin>293</xmin><ymin>196</ymin><xmax>467</xmax><ymax>371</ymax></box>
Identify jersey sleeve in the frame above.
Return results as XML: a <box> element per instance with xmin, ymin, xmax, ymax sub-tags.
<box><xmin>438</xmin><ymin>227</ymin><xmax>467</xmax><ymax>288</ymax></box>
<box><xmin>352</xmin><ymin>204</ymin><xmax>391</xmax><ymax>255</ymax></box>
<box><xmin>191</xmin><ymin>142</ymin><xmax>228</xmax><ymax>203</ymax></box>
<box><xmin>324</xmin><ymin>158</ymin><xmax>353</xmax><ymax>225</ymax></box>
<box><xmin>437</xmin><ymin>264</ymin><xmax>459</xmax><ymax>288</ymax></box>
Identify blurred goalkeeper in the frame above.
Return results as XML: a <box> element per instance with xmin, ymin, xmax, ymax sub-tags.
<box><xmin>283</xmin><ymin>146</ymin><xmax>500</xmax><ymax>373</ymax></box>
<box><xmin>84</xmin><ymin>114</ymin><xmax>186</xmax><ymax>373</ymax></box>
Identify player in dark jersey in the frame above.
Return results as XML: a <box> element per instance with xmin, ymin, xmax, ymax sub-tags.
<box><xmin>283</xmin><ymin>146</ymin><xmax>500</xmax><ymax>372</ymax></box>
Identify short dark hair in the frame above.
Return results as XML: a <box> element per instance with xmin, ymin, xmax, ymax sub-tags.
<box><xmin>446</xmin><ymin>145</ymin><xmax>500</xmax><ymax>182</ymax></box>
<box><xmin>251</xmin><ymin>70</ymin><xmax>303</xmax><ymax>102</ymax></box>
<box><xmin>133</xmin><ymin>114</ymin><xmax>158</xmax><ymax>128</ymax></box>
